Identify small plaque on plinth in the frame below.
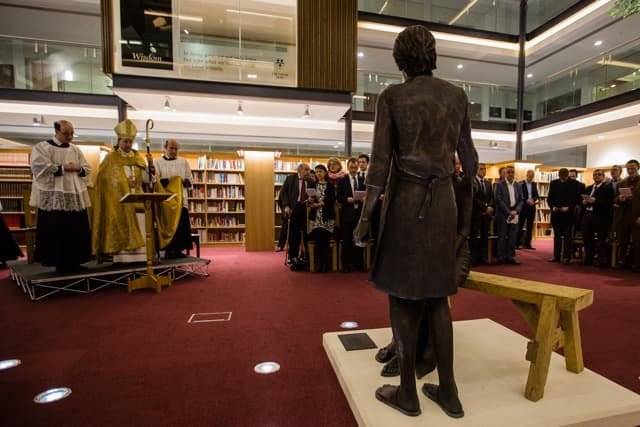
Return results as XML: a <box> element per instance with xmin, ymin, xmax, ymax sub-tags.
<box><xmin>338</xmin><ymin>333</ymin><xmax>378</xmax><ymax>351</ymax></box>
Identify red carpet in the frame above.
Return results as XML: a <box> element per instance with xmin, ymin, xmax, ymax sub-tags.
<box><xmin>0</xmin><ymin>241</ymin><xmax>638</xmax><ymax>426</ymax></box>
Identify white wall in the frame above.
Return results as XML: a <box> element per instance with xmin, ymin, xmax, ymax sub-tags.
<box><xmin>587</xmin><ymin>138</ymin><xmax>640</xmax><ymax>167</ymax></box>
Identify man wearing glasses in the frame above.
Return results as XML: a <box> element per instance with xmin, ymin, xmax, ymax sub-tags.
<box><xmin>579</xmin><ymin>169</ymin><xmax>613</xmax><ymax>267</ymax></box>
<box><xmin>30</xmin><ymin>120</ymin><xmax>92</xmax><ymax>272</ymax></box>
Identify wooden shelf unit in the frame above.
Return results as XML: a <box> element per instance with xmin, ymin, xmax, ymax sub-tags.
<box><xmin>0</xmin><ymin>151</ymin><xmax>32</xmax><ymax>239</ymax></box>
<box><xmin>187</xmin><ymin>154</ymin><xmax>246</xmax><ymax>246</ymax></box>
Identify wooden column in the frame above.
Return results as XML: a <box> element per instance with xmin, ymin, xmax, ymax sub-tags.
<box><xmin>298</xmin><ymin>0</ymin><xmax>357</xmax><ymax>92</ymax></box>
<box><xmin>244</xmin><ymin>151</ymin><xmax>275</xmax><ymax>251</ymax></box>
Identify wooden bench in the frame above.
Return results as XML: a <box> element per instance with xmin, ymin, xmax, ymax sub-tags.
<box><xmin>462</xmin><ymin>271</ymin><xmax>594</xmax><ymax>402</ymax></box>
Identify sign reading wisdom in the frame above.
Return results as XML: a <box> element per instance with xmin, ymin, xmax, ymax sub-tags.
<box><xmin>120</xmin><ymin>0</ymin><xmax>174</xmax><ymax>70</ymax></box>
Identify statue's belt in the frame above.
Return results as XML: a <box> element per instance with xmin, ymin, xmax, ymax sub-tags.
<box><xmin>395</xmin><ymin>170</ymin><xmax>450</xmax><ymax>220</ymax></box>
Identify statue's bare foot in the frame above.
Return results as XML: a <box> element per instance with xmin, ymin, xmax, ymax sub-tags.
<box><xmin>421</xmin><ymin>383</ymin><xmax>464</xmax><ymax>418</ymax></box>
<box><xmin>375</xmin><ymin>384</ymin><xmax>421</xmax><ymax>417</ymax></box>
<box><xmin>380</xmin><ymin>355</ymin><xmax>400</xmax><ymax>377</ymax></box>
<box><xmin>375</xmin><ymin>343</ymin><xmax>396</xmax><ymax>363</ymax></box>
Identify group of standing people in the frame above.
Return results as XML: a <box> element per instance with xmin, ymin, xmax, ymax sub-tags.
<box><xmin>278</xmin><ymin>154</ymin><xmax>370</xmax><ymax>273</ymax></box>
<box><xmin>27</xmin><ymin>119</ymin><xmax>193</xmax><ymax>273</ymax></box>
<box><xmin>470</xmin><ymin>161</ymin><xmax>640</xmax><ymax>272</ymax></box>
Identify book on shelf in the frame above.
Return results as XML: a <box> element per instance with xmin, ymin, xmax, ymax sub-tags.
<box><xmin>207</xmin><ymin>200</ymin><xmax>245</xmax><ymax>213</ymax></box>
<box><xmin>207</xmin><ymin>186</ymin><xmax>244</xmax><ymax>199</ymax></box>
<box><xmin>0</xmin><ymin>182</ymin><xmax>31</xmax><ymax>196</ymax></box>
<box><xmin>207</xmin><ymin>231</ymin><xmax>245</xmax><ymax>243</ymax></box>
<box><xmin>197</xmin><ymin>156</ymin><xmax>245</xmax><ymax>170</ymax></box>
<box><xmin>0</xmin><ymin>153</ymin><xmax>30</xmax><ymax>166</ymax></box>
<box><xmin>274</xmin><ymin>160</ymin><xmax>298</xmax><ymax>171</ymax></box>
<box><xmin>206</xmin><ymin>172</ymin><xmax>245</xmax><ymax>184</ymax></box>
<box><xmin>0</xmin><ymin>167</ymin><xmax>32</xmax><ymax>180</ymax></box>
<box><xmin>207</xmin><ymin>214</ymin><xmax>245</xmax><ymax>227</ymax></box>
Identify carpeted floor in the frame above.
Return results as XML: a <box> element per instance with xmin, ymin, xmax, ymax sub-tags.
<box><xmin>0</xmin><ymin>240</ymin><xmax>638</xmax><ymax>426</ymax></box>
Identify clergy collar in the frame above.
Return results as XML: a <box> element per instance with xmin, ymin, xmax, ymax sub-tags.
<box><xmin>163</xmin><ymin>155</ymin><xmax>176</xmax><ymax>161</ymax></box>
<box><xmin>48</xmin><ymin>137</ymin><xmax>69</xmax><ymax>148</ymax></box>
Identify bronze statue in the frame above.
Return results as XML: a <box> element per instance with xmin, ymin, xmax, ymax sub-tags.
<box><xmin>354</xmin><ymin>25</ymin><xmax>478</xmax><ymax>418</ymax></box>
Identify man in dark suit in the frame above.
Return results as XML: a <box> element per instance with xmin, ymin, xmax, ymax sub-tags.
<box><xmin>337</xmin><ymin>158</ymin><xmax>363</xmax><ymax>272</ymax></box>
<box><xmin>280</xmin><ymin>162</ymin><xmax>312</xmax><ymax>264</ymax></box>
<box><xmin>580</xmin><ymin>169</ymin><xmax>614</xmax><ymax>266</ymax></box>
<box><xmin>517</xmin><ymin>169</ymin><xmax>539</xmax><ymax>249</ymax></box>
<box><xmin>471</xmin><ymin>164</ymin><xmax>494</xmax><ymax>265</ymax></box>
<box><xmin>548</xmin><ymin>168</ymin><xmax>581</xmax><ymax>264</ymax></box>
<box><xmin>494</xmin><ymin>165</ymin><xmax>523</xmax><ymax>264</ymax></box>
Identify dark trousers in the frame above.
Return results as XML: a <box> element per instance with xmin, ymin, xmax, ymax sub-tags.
<box><xmin>553</xmin><ymin>223</ymin><xmax>573</xmax><ymax>261</ymax></box>
<box><xmin>614</xmin><ymin>211</ymin><xmax>634</xmax><ymax>266</ymax></box>
<box><xmin>581</xmin><ymin>212</ymin><xmax>610</xmax><ymax>265</ymax></box>
<box><xmin>310</xmin><ymin>228</ymin><xmax>331</xmax><ymax>272</ymax></box>
<box><xmin>471</xmin><ymin>214</ymin><xmax>491</xmax><ymax>264</ymax></box>
<box><xmin>496</xmin><ymin>221</ymin><xmax>517</xmax><ymax>262</ymax></box>
<box><xmin>340</xmin><ymin>220</ymin><xmax>362</xmax><ymax>270</ymax></box>
<box><xmin>277</xmin><ymin>213</ymin><xmax>288</xmax><ymax>248</ymax></box>
<box><xmin>517</xmin><ymin>206</ymin><xmax>535</xmax><ymax>247</ymax></box>
<box><xmin>164</xmin><ymin>207</ymin><xmax>193</xmax><ymax>253</ymax></box>
<box><xmin>633</xmin><ymin>223</ymin><xmax>640</xmax><ymax>271</ymax></box>
<box><xmin>287</xmin><ymin>203</ymin><xmax>307</xmax><ymax>260</ymax></box>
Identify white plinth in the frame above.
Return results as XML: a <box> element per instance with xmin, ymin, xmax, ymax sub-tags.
<box><xmin>323</xmin><ymin>319</ymin><xmax>640</xmax><ymax>427</ymax></box>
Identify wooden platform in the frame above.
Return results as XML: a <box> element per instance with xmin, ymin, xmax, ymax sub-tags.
<box><xmin>323</xmin><ymin>319</ymin><xmax>640</xmax><ymax>427</ymax></box>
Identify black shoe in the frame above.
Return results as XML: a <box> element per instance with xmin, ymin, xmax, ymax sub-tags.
<box><xmin>506</xmin><ymin>259</ymin><xmax>521</xmax><ymax>265</ymax></box>
<box><xmin>524</xmin><ymin>246</ymin><xmax>536</xmax><ymax>250</ymax></box>
<box><xmin>548</xmin><ymin>257</ymin><xmax>560</xmax><ymax>263</ymax></box>
<box><xmin>275</xmin><ymin>246</ymin><xmax>283</xmax><ymax>252</ymax></box>
<box><xmin>561</xmin><ymin>259</ymin><xmax>570</xmax><ymax>265</ymax></box>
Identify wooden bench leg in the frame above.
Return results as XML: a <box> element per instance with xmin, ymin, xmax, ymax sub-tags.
<box><xmin>308</xmin><ymin>242</ymin><xmax>315</xmax><ymax>272</ymax></box>
<box><xmin>559</xmin><ymin>310</ymin><xmax>584</xmax><ymax>373</ymax></box>
<box><xmin>525</xmin><ymin>296</ymin><xmax>559</xmax><ymax>401</ymax></box>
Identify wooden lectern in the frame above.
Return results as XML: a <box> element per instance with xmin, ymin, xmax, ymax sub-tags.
<box><xmin>120</xmin><ymin>192</ymin><xmax>176</xmax><ymax>293</ymax></box>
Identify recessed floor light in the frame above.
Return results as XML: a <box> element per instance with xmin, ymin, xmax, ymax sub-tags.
<box><xmin>0</xmin><ymin>359</ymin><xmax>21</xmax><ymax>370</ymax></box>
<box><xmin>254</xmin><ymin>362</ymin><xmax>280</xmax><ymax>374</ymax></box>
<box><xmin>594</xmin><ymin>40</ymin><xmax>603</xmax><ymax>46</ymax></box>
<box><xmin>340</xmin><ymin>321</ymin><xmax>359</xmax><ymax>329</ymax></box>
<box><xmin>34</xmin><ymin>387</ymin><xmax>72</xmax><ymax>404</ymax></box>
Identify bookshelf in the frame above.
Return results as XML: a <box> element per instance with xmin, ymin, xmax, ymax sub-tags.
<box><xmin>0</xmin><ymin>151</ymin><xmax>32</xmax><ymax>240</ymax></box>
<box><xmin>189</xmin><ymin>154</ymin><xmax>246</xmax><ymax>245</ymax></box>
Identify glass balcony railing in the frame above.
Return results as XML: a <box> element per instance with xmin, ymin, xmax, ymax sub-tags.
<box><xmin>526</xmin><ymin>0</ymin><xmax>582</xmax><ymax>33</ymax></box>
<box><xmin>354</xmin><ymin>70</ymin><xmax>532</xmax><ymax>123</ymax></box>
<box><xmin>0</xmin><ymin>36</ymin><xmax>112</xmax><ymax>95</ymax></box>
<box><xmin>526</xmin><ymin>42</ymin><xmax>640</xmax><ymax>120</ymax></box>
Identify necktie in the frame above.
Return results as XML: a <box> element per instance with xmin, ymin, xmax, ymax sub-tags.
<box><xmin>352</xmin><ymin>176</ymin><xmax>357</xmax><ymax>193</ymax></box>
<box><xmin>300</xmin><ymin>179</ymin><xmax>307</xmax><ymax>202</ymax></box>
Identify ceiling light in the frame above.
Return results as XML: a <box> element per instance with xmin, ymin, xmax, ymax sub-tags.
<box><xmin>33</xmin><ymin>387</ymin><xmax>72</xmax><ymax>404</ymax></box>
<box><xmin>597</xmin><ymin>135</ymin><xmax>604</xmax><ymax>139</ymax></box>
<box><xmin>527</xmin><ymin>73</ymin><xmax>533</xmax><ymax>78</ymax></box>
<box><xmin>357</xmin><ymin>52</ymin><xmax>364</xmax><ymax>58</ymax></box>
<box><xmin>610</xmin><ymin>84</ymin><xmax>616</xmax><ymax>88</ymax></box>
<box><xmin>254</xmin><ymin>361</ymin><xmax>280</xmax><ymax>374</ymax></box>
<box><xmin>457</xmin><ymin>64</ymin><xmax>464</xmax><ymax>69</ymax></box>
<box><xmin>226</xmin><ymin>9</ymin><xmax>292</xmax><ymax>20</ymax></box>
<box><xmin>302</xmin><ymin>105</ymin><xmax>310</xmax><ymax>119</ymax></box>
<box><xmin>0</xmin><ymin>359</ymin><xmax>21</xmax><ymax>370</ymax></box>
<box><xmin>340</xmin><ymin>321</ymin><xmax>359</xmax><ymax>329</ymax></box>
<box><xmin>64</xmin><ymin>70</ymin><xmax>74</xmax><ymax>81</ymax></box>
<box><xmin>183</xmin><ymin>29</ymin><xmax>189</xmax><ymax>35</ymax></box>
<box><xmin>470</xmin><ymin>101</ymin><xmax>475</xmax><ymax>104</ymax></box>
<box><xmin>237</xmin><ymin>101</ymin><xmax>244</xmax><ymax>115</ymax></box>
<box><xmin>489</xmin><ymin>140</ymin><xmax>499</xmax><ymax>148</ymax></box>
<box><xmin>594</xmin><ymin>40</ymin><xmax>603</xmax><ymax>46</ymax></box>
<box><xmin>32</xmin><ymin>117</ymin><xmax>41</xmax><ymax>126</ymax></box>
<box><xmin>163</xmin><ymin>97</ymin><xmax>171</xmax><ymax>110</ymax></box>
<box><xmin>144</xmin><ymin>9</ymin><xmax>203</xmax><ymax>22</ymax></box>
<box><xmin>247</xmin><ymin>73</ymin><xmax>257</xmax><ymax>79</ymax></box>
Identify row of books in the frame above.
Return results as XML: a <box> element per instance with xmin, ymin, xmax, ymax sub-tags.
<box><xmin>208</xmin><ymin>200</ymin><xmax>244</xmax><ymax>212</ymax></box>
<box><xmin>0</xmin><ymin>153</ymin><xmax>29</xmax><ymax>166</ymax></box>
<box><xmin>208</xmin><ymin>186</ymin><xmax>244</xmax><ymax>199</ymax></box>
<box><xmin>196</xmin><ymin>156</ymin><xmax>245</xmax><ymax>171</ymax></box>
<box><xmin>0</xmin><ymin>167</ymin><xmax>32</xmax><ymax>180</ymax></box>
<box><xmin>0</xmin><ymin>199</ymin><xmax>23</xmax><ymax>212</ymax></box>
<box><xmin>190</xmin><ymin>217</ymin><xmax>206</xmax><ymax>228</ymax></box>
<box><xmin>274</xmin><ymin>173</ymin><xmax>289</xmax><ymax>184</ymax></box>
<box><xmin>206</xmin><ymin>172</ymin><xmax>244</xmax><ymax>184</ymax></box>
<box><xmin>208</xmin><ymin>216</ymin><xmax>245</xmax><ymax>227</ymax></box>
<box><xmin>538</xmin><ymin>199</ymin><xmax>549</xmax><ymax>209</ymax></box>
<box><xmin>204</xmin><ymin>230</ymin><xmax>245</xmax><ymax>243</ymax></box>
<box><xmin>0</xmin><ymin>182</ymin><xmax>31</xmax><ymax>196</ymax></box>
<box><xmin>274</xmin><ymin>160</ymin><xmax>298</xmax><ymax>171</ymax></box>
<box><xmin>536</xmin><ymin>211</ymin><xmax>551</xmax><ymax>222</ymax></box>
<box><xmin>188</xmin><ymin>201</ymin><xmax>206</xmax><ymax>212</ymax></box>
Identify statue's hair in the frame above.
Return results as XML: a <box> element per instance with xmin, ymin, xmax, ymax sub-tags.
<box><xmin>393</xmin><ymin>25</ymin><xmax>437</xmax><ymax>76</ymax></box>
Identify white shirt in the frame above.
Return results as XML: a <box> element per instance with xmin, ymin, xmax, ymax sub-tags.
<box><xmin>506</xmin><ymin>180</ymin><xmax>516</xmax><ymax>208</ymax></box>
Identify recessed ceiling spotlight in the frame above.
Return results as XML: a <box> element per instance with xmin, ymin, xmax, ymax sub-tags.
<box><xmin>163</xmin><ymin>96</ymin><xmax>171</xmax><ymax>110</ymax></box>
<box><xmin>610</xmin><ymin>84</ymin><xmax>616</xmax><ymax>88</ymax></box>
<box><xmin>527</xmin><ymin>73</ymin><xmax>533</xmax><ymax>78</ymax></box>
<box><xmin>594</xmin><ymin>40</ymin><xmax>603</xmax><ymax>46</ymax></box>
<box><xmin>357</xmin><ymin>52</ymin><xmax>364</xmax><ymax>58</ymax></box>
<box><xmin>457</xmin><ymin>64</ymin><xmax>463</xmax><ymax>69</ymax></box>
<box><xmin>302</xmin><ymin>104</ymin><xmax>311</xmax><ymax>119</ymax></box>
<box><xmin>183</xmin><ymin>29</ymin><xmax>189</xmax><ymax>35</ymax></box>
<box><xmin>470</xmin><ymin>101</ymin><xmax>475</xmax><ymax>104</ymax></box>
<box><xmin>597</xmin><ymin>135</ymin><xmax>604</xmax><ymax>139</ymax></box>
<box><xmin>32</xmin><ymin>117</ymin><xmax>41</xmax><ymax>126</ymax></box>
<box><xmin>237</xmin><ymin>101</ymin><xmax>244</xmax><ymax>115</ymax></box>
<box><xmin>247</xmin><ymin>73</ymin><xmax>257</xmax><ymax>79</ymax></box>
